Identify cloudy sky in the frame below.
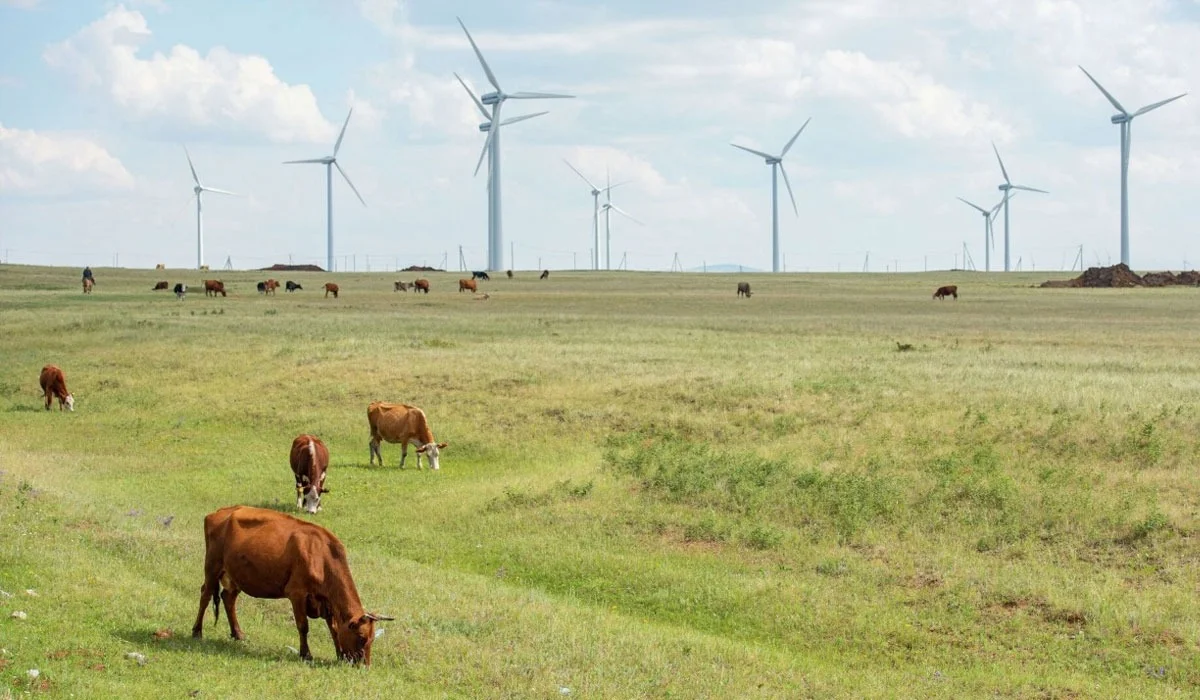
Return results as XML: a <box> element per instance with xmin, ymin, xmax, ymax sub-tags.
<box><xmin>1</xmin><ymin>0</ymin><xmax>1197</xmax><ymax>272</ymax></box>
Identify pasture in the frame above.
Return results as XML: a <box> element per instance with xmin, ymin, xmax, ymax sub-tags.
<box><xmin>0</xmin><ymin>264</ymin><xmax>1197</xmax><ymax>699</ymax></box>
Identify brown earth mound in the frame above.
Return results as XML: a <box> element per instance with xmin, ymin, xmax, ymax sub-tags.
<box><xmin>260</xmin><ymin>264</ymin><xmax>325</xmax><ymax>272</ymax></box>
<box><xmin>402</xmin><ymin>265</ymin><xmax>444</xmax><ymax>272</ymax></box>
<box><xmin>1041</xmin><ymin>263</ymin><xmax>1200</xmax><ymax>288</ymax></box>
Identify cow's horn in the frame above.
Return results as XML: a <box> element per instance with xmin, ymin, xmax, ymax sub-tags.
<box><xmin>365</xmin><ymin>612</ymin><xmax>394</xmax><ymax>621</ymax></box>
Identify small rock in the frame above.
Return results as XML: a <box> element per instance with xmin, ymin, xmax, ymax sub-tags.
<box><xmin>27</xmin><ymin>669</ymin><xmax>39</xmax><ymax>680</ymax></box>
<box><xmin>24</xmin><ymin>589</ymin><xmax>37</xmax><ymax>597</ymax></box>
<box><xmin>159</xmin><ymin>515</ymin><xmax>175</xmax><ymax>528</ymax></box>
<box><xmin>559</xmin><ymin>687</ymin><xmax>571</xmax><ymax>695</ymax></box>
<box><xmin>125</xmin><ymin>652</ymin><xmax>146</xmax><ymax>665</ymax></box>
<box><xmin>126</xmin><ymin>509</ymin><xmax>143</xmax><ymax>517</ymax></box>
<box><xmin>11</xmin><ymin>611</ymin><xmax>27</xmax><ymax>620</ymax></box>
<box><xmin>0</xmin><ymin>589</ymin><xmax>11</xmax><ymax>598</ymax></box>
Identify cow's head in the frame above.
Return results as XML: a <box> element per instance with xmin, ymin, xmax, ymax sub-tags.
<box><xmin>296</xmin><ymin>473</ymin><xmax>328</xmax><ymax>514</ymax></box>
<box><xmin>64</xmin><ymin>394</ymin><xmax>75</xmax><ymax>411</ymax></box>
<box><xmin>416</xmin><ymin>442</ymin><xmax>449</xmax><ymax>470</ymax></box>
<box><xmin>338</xmin><ymin>612</ymin><xmax>394</xmax><ymax>666</ymax></box>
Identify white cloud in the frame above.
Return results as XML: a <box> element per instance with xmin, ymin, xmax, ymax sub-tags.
<box><xmin>0</xmin><ymin>0</ymin><xmax>41</xmax><ymax>7</ymax></box>
<box><xmin>43</xmin><ymin>6</ymin><xmax>335</xmax><ymax>143</ymax></box>
<box><xmin>0</xmin><ymin>123</ymin><xmax>134</xmax><ymax>195</ymax></box>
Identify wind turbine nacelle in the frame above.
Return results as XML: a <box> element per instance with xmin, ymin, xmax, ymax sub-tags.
<box><xmin>481</xmin><ymin>92</ymin><xmax>501</xmax><ymax>105</ymax></box>
<box><xmin>478</xmin><ymin>122</ymin><xmax>491</xmax><ymax>132</ymax></box>
<box><xmin>1111</xmin><ymin>113</ymin><xmax>1130</xmax><ymax>124</ymax></box>
<box><xmin>998</xmin><ymin>184</ymin><xmax>1010</xmax><ymax>192</ymax></box>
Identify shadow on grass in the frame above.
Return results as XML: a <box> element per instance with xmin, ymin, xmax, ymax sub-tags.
<box><xmin>113</xmin><ymin>626</ymin><xmax>343</xmax><ymax>667</ymax></box>
<box><xmin>7</xmin><ymin>404</ymin><xmax>42</xmax><ymax>412</ymax></box>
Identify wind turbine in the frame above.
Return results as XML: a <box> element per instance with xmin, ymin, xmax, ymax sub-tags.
<box><xmin>992</xmin><ymin>142</ymin><xmax>1047</xmax><ymax>272</ymax></box>
<box><xmin>563</xmin><ymin>160</ymin><xmax>624</xmax><ymax>270</ymax></box>
<box><xmin>458</xmin><ymin>17</ymin><xmax>574</xmax><ymax>271</ymax></box>
<box><xmin>598</xmin><ymin>170</ymin><xmax>641</xmax><ymax>270</ymax></box>
<box><xmin>283</xmin><ymin>108</ymin><xmax>365</xmax><ymax>272</ymax></box>
<box><xmin>731</xmin><ymin>119</ymin><xmax>810</xmax><ymax>273</ymax></box>
<box><xmin>1078</xmin><ymin>65</ymin><xmax>1187</xmax><ymax>267</ymax></box>
<box><xmin>956</xmin><ymin>192</ymin><xmax>1015</xmax><ymax>272</ymax></box>
<box><xmin>184</xmin><ymin>146</ymin><xmax>238</xmax><ymax>270</ymax></box>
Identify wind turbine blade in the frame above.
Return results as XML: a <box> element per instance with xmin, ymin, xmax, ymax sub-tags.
<box><xmin>731</xmin><ymin>143</ymin><xmax>775</xmax><ymax>160</ymax></box>
<box><xmin>1011</xmin><ymin>185</ymin><xmax>1048</xmax><ymax>194</ymax></box>
<box><xmin>456</xmin><ymin>17</ymin><xmax>501</xmax><ymax>93</ymax></box>
<box><xmin>334</xmin><ymin>162</ymin><xmax>366</xmax><ymax>207</ymax></box>
<box><xmin>498</xmin><ymin>111</ymin><xmax>548</xmax><ymax>127</ymax></box>
<box><xmin>992</xmin><ymin>142</ymin><xmax>1011</xmax><ymax>184</ymax></box>
<box><xmin>1078</xmin><ymin>65</ymin><xmax>1128</xmax><ymax>115</ymax></box>
<box><xmin>1133</xmin><ymin>93</ymin><xmax>1187</xmax><ymax>117</ymax></box>
<box><xmin>202</xmin><ymin>187</ymin><xmax>239</xmax><ymax>196</ymax></box>
<box><xmin>184</xmin><ymin>146</ymin><xmax>201</xmax><ymax>186</ymax></box>
<box><xmin>602</xmin><ymin>180</ymin><xmax>629</xmax><ymax>194</ymax></box>
<box><xmin>283</xmin><ymin>159</ymin><xmax>327</xmax><ymax>164</ymax></box>
<box><xmin>454</xmin><ymin>72</ymin><xmax>491</xmax><ymax>120</ymax></box>
<box><xmin>333</xmin><ymin>109</ymin><xmax>353</xmax><ymax>157</ymax></box>
<box><xmin>780</xmin><ymin>117</ymin><xmax>811</xmax><ymax>157</ymax></box>
<box><xmin>564</xmin><ymin>159</ymin><xmax>599</xmax><ymax>191</ymax></box>
<box><xmin>507</xmin><ymin>91</ymin><xmax>575</xmax><ymax>100</ymax></box>
<box><xmin>956</xmin><ymin>197</ymin><xmax>989</xmax><ymax>214</ymax></box>
<box><xmin>474</xmin><ymin>125</ymin><xmax>495</xmax><ymax>177</ymax></box>
<box><xmin>609</xmin><ymin>204</ymin><xmax>643</xmax><ymax>225</ymax></box>
<box><xmin>779</xmin><ymin>163</ymin><xmax>799</xmax><ymax>217</ymax></box>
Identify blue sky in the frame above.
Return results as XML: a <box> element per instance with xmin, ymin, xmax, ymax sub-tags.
<box><xmin>1</xmin><ymin>0</ymin><xmax>1198</xmax><ymax>272</ymax></box>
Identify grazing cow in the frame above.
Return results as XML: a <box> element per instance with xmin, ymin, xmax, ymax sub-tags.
<box><xmin>257</xmin><ymin>281</ymin><xmax>268</xmax><ymax>294</ymax></box>
<box><xmin>155</xmin><ymin>263</ymin><xmax>166</xmax><ymax>270</ymax></box>
<box><xmin>153</xmin><ymin>281</ymin><xmax>169</xmax><ymax>291</ymax></box>
<box><xmin>290</xmin><ymin>435</ymin><xmax>330</xmax><ymax>515</ymax></box>
<box><xmin>39</xmin><ymin>364</ymin><xmax>75</xmax><ymax>412</ymax></box>
<box><xmin>265</xmin><ymin>279</ymin><xmax>280</xmax><ymax>295</ymax></box>
<box><xmin>471</xmin><ymin>271</ymin><xmax>491</xmax><ymax>281</ymax></box>
<box><xmin>933</xmin><ymin>285</ymin><xmax>958</xmax><ymax>300</ymax></box>
<box><xmin>413</xmin><ymin>279</ymin><xmax>430</xmax><ymax>294</ymax></box>
<box><xmin>458</xmin><ymin>278</ymin><xmax>477</xmax><ymax>293</ymax></box>
<box><xmin>737</xmin><ymin>282</ymin><xmax>752</xmax><ymax>298</ymax></box>
<box><xmin>506</xmin><ymin>270</ymin><xmax>514</xmax><ymax>279</ymax></box>
<box><xmin>367</xmin><ymin>401</ymin><xmax>448</xmax><ymax>470</ymax></box>
<box><xmin>324</xmin><ymin>283</ymin><xmax>339</xmax><ymax>299</ymax></box>
<box><xmin>539</xmin><ymin>270</ymin><xmax>549</xmax><ymax>280</ymax></box>
<box><xmin>204</xmin><ymin>280</ymin><xmax>226</xmax><ymax>297</ymax></box>
<box><xmin>174</xmin><ymin>283</ymin><xmax>188</xmax><ymax>300</ymax></box>
<box><xmin>190</xmin><ymin>505</ymin><xmax>393</xmax><ymax>665</ymax></box>
<box><xmin>83</xmin><ymin>278</ymin><xmax>94</xmax><ymax>294</ymax></box>
<box><xmin>286</xmin><ymin>280</ymin><xmax>302</xmax><ymax>292</ymax></box>
<box><xmin>393</xmin><ymin>281</ymin><xmax>410</xmax><ymax>292</ymax></box>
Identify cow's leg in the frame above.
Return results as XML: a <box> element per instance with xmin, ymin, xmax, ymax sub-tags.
<box><xmin>221</xmin><ymin>586</ymin><xmax>246</xmax><ymax>640</ymax></box>
<box><xmin>191</xmin><ymin>579</ymin><xmax>215</xmax><ymax>638</ymax></box>
<box><xmin>44</xmin><ymin>390</ymin><xmax>51</xmax><ymax>411</ymax></box>
<box><xmin>399</xmin><ymin>442</ymin><xmax>408</xmax><ymax>468</ymax></box>
<box><xmin>369</xmin><ymin>438</ymin><xmax>380</xmax><ymax>466</ymax></box>
<box><xmin>289</xmin><ymin>597</ymin><xmax>313</xmax><ymax>661</ymax></box>
<box><xmin>323</xmin><ymin>614</ymin><xmax>340</xmax><ymax>659</ymax></box>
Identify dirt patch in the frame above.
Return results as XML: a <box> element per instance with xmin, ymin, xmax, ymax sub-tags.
<box><xmin>986</xmin><ymin>594</ymin><xmax>1088</xmax><ymax>627</ymax></box>
<box><xmin>1042</xmin><ymin>263</ymin><xmax>1200</xmax><ymax>288</ymax></box>
<box><xmin>259</xmin><ymin>264</ymin><xmax>324</xmax><ymax>272</ymax></box>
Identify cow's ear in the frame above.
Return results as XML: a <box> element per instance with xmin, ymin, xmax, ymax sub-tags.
<box><xmin>320</xmin><ymin>487</ymin><xmax>330</xmax><ymax>494</ymax></box>
<box><xmin>437</xmin><ymin>442</ymin><xmax>449</xmax><ymax>449</ymax></box>
<box><xmin>416</xmin><ymin>445</ymin><xmax>428</xmax><ymax>453</ymax></box>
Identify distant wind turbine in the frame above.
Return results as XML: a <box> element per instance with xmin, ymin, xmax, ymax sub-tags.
<box><xmin>563</xmin><ymin>160</ymin><xmax>624</xmax><ymax>270</ymax></box>
<box><xmin>957</xmin><ymin>192</ymin><xmax>1015</xmax><ymax>272</ymax></box>
<box><xmin>992</xmin><ymin>142</ymin><xmax>1047</xmax><ymax>272</ymax></box>
<box><xmin>598</xmin><ymin>170</ymin><xmax>641</xmax><ymax>270</ymax></box>
<box><xmin>731</xmin><ymin>119</ymin><xmax>809</xmax><ymax>273</ymax></box>
<box><xmin>1078</xmin><ymin>65</ymin><xmax>1187</xmax><ymax>267</ymax></box>
<box><xmin>458</xmin><ymin>17</ymin><xmax>574</xmax><ymax>271</ymax></box>
<box><xmin>184</xmin><ymin>146</ymin><xmax>238</xmax><ymax>270</ymax></box>
<box><xmin>283</xmin><ymin>108</ymin><xmax>366</xmax><ymax>272</ymax></box>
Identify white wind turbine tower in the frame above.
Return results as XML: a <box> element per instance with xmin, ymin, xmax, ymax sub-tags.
<box><xmin>598</xmin><ymin>170</ymin><xmax>641</xmax><ymax>270</ymax></box>
<box><xmin>1078</xmin><ymin>65</ymin><xmax>1187</xmax><ymax>267</ymax></box>
<box><xmin>563</xmin><ymin>160</ymin><xmax>623</xmax><ymax>270</ymax></box>
<box><xmin>956</xmin><ymin>193</ymin><xmax>1014</xmax><ymax>272</ymax></box>
<box><xmin>283</xmin><ymin>109</ymin><xmax>366</xmax><ymax>272</ymax></box>
<box><xmin>731</xmin><ymin>119</ymin><xmax>810</xmax><ymax>273</ymax></box>
<box><xmin>992</xmin><ymin>142</ymin><xmax>1047</xmax><ymax>272</ymax></box>
<box><xmin>184</xmin><ymin>146</ymin><xmax>238</xmax><ymax>270</ymax></box>
<box><xmin>458</xmin><ymin>17</ymin><xmax>574</xmax><ymax>271</ymax></box>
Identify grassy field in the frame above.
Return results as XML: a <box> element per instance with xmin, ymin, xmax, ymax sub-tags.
<box><xmin>0</xmin><ymin>264</ymin><xmax>1197</xmax><ymax>699</ymax></box>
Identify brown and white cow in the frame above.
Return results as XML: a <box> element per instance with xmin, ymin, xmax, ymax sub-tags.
<box><xmin>83</xmin><ymin>278</ymin><xmax>94</xmax><ymax>294</ymax></box>
<box><xmin>191</xmin><ymin>505</ymin><xmax>393</xmax><ymax>665</ymax></box>
<box><xmin>737</xmin><ymin>282</ymin><xmax>752</xmax><ymax>298</ymax></box>
<box><xmin>204</xmin><ymin>280</ymin><xmax>226</xmax><ymax>297</ymax></box>
<box><xmin>265</xmin><ymin>279</ymin><xmax>280</xmax><ymax>295</ymax></box>
<box><xmin>324</xmin><ymin>283</ymin><xmax>339</xmax><ymax>299</ymax></box>
<box><xmin>39</xmin><ymin>364</ymin><xmax>74</xmax><ymax>411</ymax></box>
<box><xmin>413</xmin><ymin>279</ymin><xmax>430</xmax><ymax>294</ymax></box>
<box><xmin>153</xmin><ymin>281</ymin><xmax>169</xmax><ymax>291</ymax></box>
<box><xmin>367</xmin><ymin>401</ymin><xmax>448</xmax><ymax>470</ymax></box>
<box><xmin>458</xmin><ymin>278</ymin><xmax>477</xmax><ymax>293</ymax></box>
<box><xmin>933</xmin><ymin>285</ymin><xmax>958</xmax><ymax>300</ymax></box>
<box><xmin>290</xmin><ymin>434</ymin><xmax>330</xmax><ymax>515</ymax></box>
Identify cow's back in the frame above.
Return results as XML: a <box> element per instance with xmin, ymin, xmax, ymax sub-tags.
<box><xmin>368</xmin><ymin>401</ymin><xmax>426</xmax><ymax>441</ymax></box>
<box><xmin>40</xmin><ymin>365</ymin><xmax>63</xmax><ymax>392</ymax></box>
<box><xmin>290</xmin><ymin>434</ymin><xmax>330</xmax><ymax>474</ymax></box>
<box><xmin>205</xmin><ymin>506</ymin><xmax>338</xmax><ymax>597</ymax></box>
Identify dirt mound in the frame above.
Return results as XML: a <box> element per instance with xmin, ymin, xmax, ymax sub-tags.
<box><xmin>260</xmin><ymin>264</ymin><xmax>325</xmax><ymax>272</ymax></box>
<box><xmin>1041</xmin><ymin>263</ymin><xmax>1200</xmax><ymax>289</ymax></box>
<box><xmin>402</xmin><ymin>265</ymin><xmax>444</xmax><ymax>272</ymax></box>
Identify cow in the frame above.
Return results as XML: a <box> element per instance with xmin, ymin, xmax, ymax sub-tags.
<box><xmin>933</xmin><ymin>285</ymin><xmax>958</xmax><ymax>300</ymax></box>
<box><xmin>257</xmin><ymin>281</ymin><xmax>268</xmax><ymax>294</ymax></box>
<box><xmin>290</xmin><ymin>435</ymin><xmax>330</xmax><ymax>515</ymax></box>
<box><xmin>174</xmin><ymin>283</ymin><xmax>188</xmax><ymax>300</ymax></box>
<box><xmin>393</xmin><ymin>281</ymin><xmax>410</xmax><ymax>292</ymax></box>
<box><xmin>83</xmin><ymin>278</ymin><xmax>94</xmax><ymax>294</ymax></box>
<box><xmin>471</xmin><ymin>271</ymin><xmax>491</xmax><ymax>281</ymax></box>
<box><xmin>324</xmin><ymin>283</ymin><xmax>339</xmax><ymax>299</ymax></box>
<box><xmin>39</xmin><ymin>364</ymin><xmax>74</xmax><ymax>411</ymax></box>
<box><xmin>539</xmin><ymin>270</ymin><xmax>549</xmax><ymax>280</ymax></box>
<box><xmin>737</xmin><ymin>282</ymin><xmax>752</xmax><ymax>298</ymax></box>
<box><xmin>413</xmin><ymin>279</ymin><xmax>430</xmax><ymax>294</ymax></box>
<box><xmin>367</xmin><ymin>401</ymin><xmax>448</xmax><ymax>470</ymax></box>
<box><xmin>265</xmin><ymin>279</ymin><xmax>279</xmax><ymax>295</ymax></box>
<box><xmin>190</xmin><ymin>505</ymin><xmax>393</xmax><ymax>665</ymax></box>
<box><xmin>155</xmin><ymin>263</ymin><xmax>166</xmax><ymax>270</ymax></box>
<box><xmin>506</xmin><ymin>270</ymin><xmax>514</xmax><ymax>279</ymax></box>
<box><xmin>153</xmin><ymin>281</ymin><xmax>169</xmax><ymax>291</ymax></box>
<box><xmin>204</xmin><ymin>280</ymin><xmax>226</xmax><ymax>297</ymax></box>
<box><xmin>458</xmin><ymin>278</ymin><xmax>477</xmax><ymax>293</ymax></box>
<box><xmin>286</xmin><ymin>280</ymin><xmax>302</xmax><ymax>292</ymax></box>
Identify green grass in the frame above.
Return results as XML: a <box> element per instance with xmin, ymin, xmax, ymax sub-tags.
<box><xmin>1</xmin><ymin>263</ymin><xmax>1198</xmax><ymax>698</ymax></box>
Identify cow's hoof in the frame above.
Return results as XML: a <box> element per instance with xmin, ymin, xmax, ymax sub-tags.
<box><xmin>191</xmin><ymin>629</ymin><xmax>203</xmax><ymax>639</ymax></box>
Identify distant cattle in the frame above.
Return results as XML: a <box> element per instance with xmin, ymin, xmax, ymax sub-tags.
<box><xmin>539</xmin><ymin>270</ymin><xmax>549</xmax><ymax>280</ymax></box>
<box><xmin>265</xmin><ymin>279</ymin><xmax>279</xmax><ymax>295</ymax></box>
<box><xmin>933</xmin><ymin>285</ymin><xmax>958</xmax><ymax>300</ymax></box>
<box><xmin>458</xmin><ymin>278</ymin><xmax>477</xmax><ymax>293</ymax></box>
<box><xmin>393</xmin><ymin>281</ymin><xmax>411</xmax><ymax>292</ymax></box>
<box><xmin>506</xmin><ymin>270</ymin><xmax>514</xmax><ymax>279</ymax></box>
<box><xmin>737</xmin><ymin>282</ymin><xmax>752</xmax><ymax>298</ymax></box>
<box><xmin>285</xmin><ymin>280</ymin><xmax>302</xmax><ymax>292</ymax></box>
<box><xmin>155</xmin><ymin>263</ymin><xmax>166</xmax><ymax>270</ymax></box>
<box><xmin>257</xmin><ymin>281</ymin><xmax>268</xmax><ymax>294</ymax></box>
<box><xmin>290</xmin><ymin>434</ymin><xmax>330</xmax><ymax>515</ymax></box>
<box><xmin>191</xmin><ymin>505</ymin><xmax>393</xmax><ymax>665</ymax></box>
<box><xmin>324</xmin><ymin>283</ymin><xmax>339</xmax><ymax>299</ymax></box>
<box><xmin>204</xmin><ymin>280</ymin><xmax>226</xmax><ymax>297</ymax></box>
<box><xmin>39</xmin><ymin>364</ymin><xmax>74</xmax><ymax>412</ymax></box>
<box><xmin>367</xmin><ymin>401</ymin><xmax>448</xmax><ymax>470</ymax></box>
<box><xmin>174</xmin><ymin>283</ymin><xmax>188</xmax><ymax>300</ymax></box>
<box><xmin>413</xmin><ymin>279</ymin><xmax>430</xmax><ymax>294</ymax></box>
<box><xmin>83</xmin><ymin>278</ymin><xmax>94</xmax><ymax>294</ymax></box>
<box><xmin>471</xmin><ymin>271</ymin><xmax>491</xmax><ymax>281</ymax></box>
<box><xmin>153</xmin><ymin>281</ymin><xmax>169</xmax><ymax>291</ymax></box>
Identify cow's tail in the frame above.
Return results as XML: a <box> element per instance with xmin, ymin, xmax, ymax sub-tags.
<box><xmin>212</xmin><ymin>578</ymin><xmax>221</xmax><ymax>623</ymax></box>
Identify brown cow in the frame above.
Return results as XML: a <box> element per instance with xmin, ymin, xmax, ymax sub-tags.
<box><xmin>265</xmin><ymin>279</ymin><xmax>280</xmax><ymax>295</ymax></box>
<box><xmin>458</xmin><ymin>278</ymin><xmax>477</xmax><ymax>293</ymax></box>
<box><xmin>290</xmin><ymin>435</ymin><xmax>330</xmax><ymax>515</ymax></box>
<box><xmin>539</xmin><ymin>270</ymin><xmax>549</xmax><ymax>280</ymax></box>
<box><xmin>413</xmin><ymin>279</ymin><xmax>430</xmax><ymax>294</ymax></box>
<box><xmin>367</xmin><ymin>401</ymin><xmax>448</xmax><ymax>470</ymax></box>
<box><xmin>737</xmin><ymin>282</ymin><xmax>752</xmax><ymax>298</ymax></box>
<box><xmin>324</xmin><ymin>283</ymin><xmax>339</xmax><ymax>299</ymax></box>
<box><xmin>83</xmin><ymin>277</ymin><xmax>94</xmax><ymax>294</ymax></box>
<box><xmin>39</xmin><ymin>365</ymin><xmax>74</xmax><ymax>411</ymax></box>
<box><xmin>204</xmin><ymin>280</ymin><xmax>226</xmax><ymax>297</ymax></box>
<box><xmin>153</xmin><ymin>281</ymin><xmax>169</xmax><ymax>291</ymax></box>
<box><xmin>190</xmin><ymin>506</ymin><xmax>393</xmax><ymax>665</ymax></box>
<box><xmin>933</xmin><ymin>285</ymin><xmax>958</xmax><ymax>300</ymax></box>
